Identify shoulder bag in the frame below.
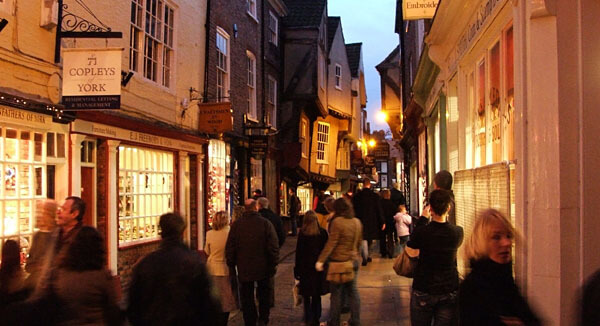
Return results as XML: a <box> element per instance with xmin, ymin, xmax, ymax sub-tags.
<box><xmin>393</xmin><ymin>246</ymin><xmax>419</xmax><ymax>278</ymax></box>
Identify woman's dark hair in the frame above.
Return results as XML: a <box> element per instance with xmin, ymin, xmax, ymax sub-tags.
<box><xmin>64</xmin><ymin>226</ymin><xmax>105</xmax><ymax>271</ymax></box>
<box><xmin>0</xmin><ymin>240</ymin><xmax>21</xmax><ymax>292</ymax></box>
<box><xmin>333</xmin><ymin>197</ymin><xmax>354</xmax><ymax>218</ymax></box>
<box><xmin>429</xmin><ymin>189</ymin><xmax>453</xmax><ymax>216</ymax></box>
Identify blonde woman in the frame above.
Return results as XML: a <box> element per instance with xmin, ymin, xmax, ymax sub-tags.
<box><xmin>25</xmin><ymin>199</ymin><xmax>58</xmax><ymax>290</ymax></box>
<box><xmin>206</xmin><ymin>211</ymin><xmax>238</xmax><ymax>325</ymax></box>
<box><xmin>459</xmin><ymin>209</ymin><xmax>541</xmax><ymax>326</ymax></box>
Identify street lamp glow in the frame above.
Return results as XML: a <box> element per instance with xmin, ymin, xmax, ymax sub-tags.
<box><xmin>357</xmin><ymin>141</ymin><xmax>363</xmax><ymax>148</ymax></box>
<box><xmin>376</xmin><ymin>111</ymin><xmax>388</xmax><ymax>123</ymax></box>
<box><xmin>368</xmin><ymin>139</ymin><xmax>376</xmax><ymax>147</ymax></box>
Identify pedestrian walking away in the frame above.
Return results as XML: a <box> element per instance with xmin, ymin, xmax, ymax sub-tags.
<box><xmin>407</xmin><ymin>189</ymin><xmax>463</xmax><ymax>326</ymax></box>
<box><xmin>459</xmin><ymin>209</ymin><xmax>541</xmax><ymax>326</ymax></box>
<box><xmin>206</xmin><ymin>211</ymin><xmax>240</xmax><ymax>326</ymax></box>
<box><xmin>380</xmin><ymin>189</ymin><xmax>398</xmax><ymax>258</ymax></box>
<box><xmin>288</xmin><ymin>188</ymin><xmax>301</xmax><ymax>236</ymax></box>
<box><xmin>226</xmin><ymin>199</ymin><xmax>280</xmax><ymax>326</ymax></box>
<box><xmin>127</xmin><ymin>212</ymin><xmax>219</xmax><ymax>325</ymax></box>
<box><xmin>259</xmin><ymin>197</ymin><xmax>286</xmax><ymax>248</ymax></box>
<box><xmin>316</xmin><ymin>198</ymin><xmax>363</xmax><ymax>326</ymax></box>
<box><xmin>352</xmin><ymin>177</ymin><xmax>384</xmax><ymax>266</ymax></box>
<box><xmin>294</xmin><ymin>210</ymin><xmax>328</xmax><ymax>326</ymax></box>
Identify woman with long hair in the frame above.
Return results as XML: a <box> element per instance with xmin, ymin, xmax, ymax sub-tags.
<box><xmin>26</xmin><ymin>199</ymin><xmax>58</xmax><ymax>290</ymax></box>
<box><xmin>54</xmin><ymin>226</ymin><xmax>122</xmax><ymax>325</ymax></box>
<box><xmin>459</xmin><ymin>209</ymin><xmax>541</xmax><ymax>326</ymax></box>
<box><xmin>316</xmin><ymin>198</ymin><xmax>362</xmax><ymax>326</ymax></box>
<box><xmin>294</xmin><ymin>210</ymin><xmax>328</xmax><ymax>326</ymax></box>
<box><xmin>206</xmin><ymin>210</ymin><xmax>238</xmax><ymax>326</ymax></box>
<box><xmin>0</xmin><ymin>240</ymin><xmax>27</xmax><ymax>306</ymax></box>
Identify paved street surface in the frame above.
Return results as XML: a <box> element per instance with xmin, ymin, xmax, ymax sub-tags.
<box><xmin>228</xmin><ymin>238</ymin><xmax>412</xmax><ymax>325</ymax></box>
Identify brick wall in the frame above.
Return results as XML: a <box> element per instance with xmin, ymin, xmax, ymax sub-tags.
<box><xmin>206</xmin><ymin>0</ymin><xmax>263</xmax><ymax>136</ymax></box>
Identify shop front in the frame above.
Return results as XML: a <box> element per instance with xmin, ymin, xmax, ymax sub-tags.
<box><xmin>70</xmin><ymin>117</ymin><xmax>205</xmax><ymax>281</ymax></box>
<box><xmin>0</xmin><ymin>104</ymin><xmax>70</xmax><ymax>258</ymax></box>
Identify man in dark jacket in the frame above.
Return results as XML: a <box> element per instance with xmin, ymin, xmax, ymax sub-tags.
<box><xmin>352</xmin><ymin>177</ymin><xmax>384</xmax><ymax>266</ymax></box>
<box><xmin>127</xmin><ymin>213</ymin><xmax>218</xmax><ymax>326</ymax></box>
<box><xmin>258</xmin><ymin>197</ymin><xmax>285</xmax><ymax>248</ymax></box>
<box><xmin>390</xmin><ymin>182</ymin><xmax>406</xmax><ymax>208</ymax></box>
<box><xmin>227</xmin><ymin>199</ymin><xmax>279</xmax><ymax>326</ymax></box>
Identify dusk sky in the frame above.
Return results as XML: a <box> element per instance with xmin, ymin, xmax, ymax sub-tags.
<box><xmin>328</xmin><ymin>0</ymin><xmax>398</xmax><ymax>133</ymax></box>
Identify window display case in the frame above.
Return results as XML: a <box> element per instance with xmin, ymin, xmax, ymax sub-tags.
<box><xmin>118</xmin><ymin>146</ymin><xmax>173</xmax><ymax>246</ymax></box>
<box><xmin>208</xmin><ymin>140</ymin><xmax>226</xmax><ymax>226</ymax></box>
<box><xmin>0</xmin><ymin>128</ymin><xmax>47</xmax><ymax>259</ymax></box>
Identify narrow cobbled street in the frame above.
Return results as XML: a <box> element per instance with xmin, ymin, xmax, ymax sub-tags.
<box><xmin>228</xmin><ymin>237</ymin><xmax>412</xmax><ymax>326</ymax></box>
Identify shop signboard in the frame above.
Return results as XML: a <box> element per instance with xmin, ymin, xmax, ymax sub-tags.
<box><xmin>403</xmin><ymin>0</ymin><xmax>439</xmax><ymax>20</ymax></box>
<box><xmin>250</xmin><ymin>135</ymin><xmax>268</xmax><ymax>158</ymax></box>
<box><xmin>62</xmin><ymin>48</ymin><xmax>122</xmax><ymax>110</ymax></box>
<box><xmin>365</xmin><ymin>154</ymin><xmax>375</xmax><ymax>167</ymax></box>
<box><xmin>372</xmin><ymin>142</ymin><xmax>390</xmax><ymax>159</ymax></box>
<box><xmin>198</xmin><ymin>102</ymin><xmax>233</xmax><ymax>133</ymax></box>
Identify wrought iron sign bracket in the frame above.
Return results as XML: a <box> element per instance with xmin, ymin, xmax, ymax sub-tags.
<box><xmin>55</xmin><ymin>0</ymin><xmax>123</xmax><ymax>63</ymax></box>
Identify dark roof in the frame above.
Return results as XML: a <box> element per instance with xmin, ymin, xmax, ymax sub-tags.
<box><xmin>376</xmin><ymin>45</ymin><xmax>400</xmax><ymax>71</ymax></box>
<box><xmin>327</xmin><ymin>17</ymin><xmax>340</xmax><ymax>52</ymax></box>
<box><xmin>283</xmin><ymin>0</ymin><xmax>326</xmax><ymax>28</ymax></box>
<box><xmin>346</xmin><ymin>43</ymin><xmax>362</xmax><ymax>77</ymax></box>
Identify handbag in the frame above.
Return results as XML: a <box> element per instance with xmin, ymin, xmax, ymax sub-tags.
<box><xmin>393</xmin><ymin>246</ymin><xmax>419</xmax><ymax>278</ymax></box>
<box><xmin>326</xmin><ymin>260</ymin><xmax>355</xmax><ymax>284</ymax></box>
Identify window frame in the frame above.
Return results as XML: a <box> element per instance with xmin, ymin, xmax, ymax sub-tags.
<box><xmin>335</xmin><ymin>64</ymin><xmax>342</xmax><ymax>90</ymax></box>
<box><xmin>316</xmin><ymin>122</ymin><xmax>330</xmax><ymax>164</ymax></box>
<box><xmin>246</xmin><ymin>51</ymin><xmax>257</xmax><ymax>120</ymax></box>
<box><xmin>216</xmin><ymin>27</ymin><xmax>230</xmax><ymax>103</ymax></box>
<box><xmin>268</xmin><ymin>11</ymin><xmax>278</xmax><ymax>46</ymax></box>
<box><xmin>300</xmin><ymin>118</ymin><xmax>308</xmax><ymax>158</ymax></box>
<box><xmin>267</xmin><ymin>75</ymin><xmax>277</xmax><ymax>128</ymax></box>
<box><xmin>247</xmin><ymin>0</ymin><xmax>257</xmax><ymax>20</ymax></box>
<box><xmin>129</xmin><ymin>0</ymin><xmax>176</xmax><ymax>88</ymax></box>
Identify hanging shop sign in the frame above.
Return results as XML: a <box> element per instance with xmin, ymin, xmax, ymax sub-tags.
<box><xmin>372</xmin><ymin>142</ymin><xmax>390</xmax><ymax>159</ymax></box>
<box><xmin>198</xmin><ymin>102</ymin><xmax>233</xmax><ymax>133</ymax></box>
<box><xmin>62</xmin><ymin>48</ymin><xmax>122</xmax><ymax>110</ymax></box>
<box><xmin>364</xmin><ymin>154</ymin><xmax>375</xmax><ymax>167</ymax></box>
<box><xmin>250</xmin><ymin>135</ymin><xmax>268</xmax><ymax>158</ymax></box>
<box><xmin>403</xmin><ymin>0</ymin><xmax>439</xmax><ymax>20</ymax></box>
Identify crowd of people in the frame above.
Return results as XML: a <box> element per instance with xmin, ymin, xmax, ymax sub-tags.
<box><xmin>0</xmin><ymin>172</ymin><xmax>599</xmax><ymax>326</ymax></box>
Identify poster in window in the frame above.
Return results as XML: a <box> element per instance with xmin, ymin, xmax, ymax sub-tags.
<box><xmin>505</xmin><ymin>26</ymin><xmax>515</xmax><ymax>160</ymax></box>
<box><xmin>476</xmin><ymin>60</ymin><xmax>486</xmax><ymax>165</ymax></box>
<box><xmin>489</xmin><ymin>42</ymin><xmax>501</xmax><ymax>162</ymax></box>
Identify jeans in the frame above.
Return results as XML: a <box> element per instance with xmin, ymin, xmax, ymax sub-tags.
<box><xmin>329</xmin><ymin>264</ymin><xmax>360</xmax><ymax>326</ymax></box>
<box><xmin>360</xmin><ymin>240</ymin><xmax>370</xmax><ymax>262</ymax></box>
<box><xmin>290</xmin><ymin>215</ymin><xmax>298</xmax><ymax>235</ymax></box>
<box><xmin>410</xmin><ymin>290</ymin><xmax>457</xmax><ymax>326</ymax></box>
<box><xmin>240</xmin><ymin>278</ymin><xmax>274</xmax><ymax>326</ymax></box>
<box><xmin>302</xmin><ymin>295</ymin><xmax>321</xmax><ymax>325</ymax></box>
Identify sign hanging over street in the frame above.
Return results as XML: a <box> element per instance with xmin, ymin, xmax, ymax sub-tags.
<box><xmin>403</xmin><ymin>0</ymin><xmax>439</xmax><ymax>20</ymax></box>
<box><xmin>372</xmin><ymin>142</ymin><xmax>390</xmax><ymax>159</ymax></box>
<box><xmin>250</xmin><ymin>135</ymin><xmax>268</xmax><ymax>158</ymax></box>
<box><xmin>198</xmin><ymin>102</ymin><xmax>233</xmax><ymax>133</ymax></box>
<box><xmin>62</xmin><ymin>48</ymin><xmax>123</xmax><ymax>110</ymax></box>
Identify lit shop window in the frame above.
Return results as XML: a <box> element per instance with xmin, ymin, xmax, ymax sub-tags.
<box><xmin>208</xmin><ymin>140</ymin><xmax>226</xmax><ymax>225</ymax></box>
<box><xmin>118</xmin><ymin>146</ymin><xmax>173</xmax><ymax>246</ymax></box>
<box><xmin>250</xmin><ymin>158</ymin><xmax>262</xmax><ymax>195</ymax></box>
<box><xmin>297</xmin><ymin>186</ymin><xmax>312</xmax><ymax>215</ymax></box>
<box><xmin>0</xmin><ymin>128</ymin><xmax>46</xmax><ymax>258</ymax></box>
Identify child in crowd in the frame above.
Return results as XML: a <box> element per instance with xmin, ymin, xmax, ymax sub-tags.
<box><xmin>394</xmin><ymin>204</ymin><xmax>412</xmax><ymax>247</ymax></box>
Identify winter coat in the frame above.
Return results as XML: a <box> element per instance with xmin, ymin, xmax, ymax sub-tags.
<box><xmin>459</xmin><ymin>259</ymin><xmax>541</xmax><ymax>326</ymax></box>
<box><xmin>259</xmin><ymin>208</ymin><xmax>286</xmax><ymax>248</ymax></box>
<box><xmin>390</xmin><ymin>188</ymin><xmax>406</xmax><ymax>207</ymax></box>
<box><xmin>226</xmin><ymin>210</ymin><xmax>279</xmax><ymax>282</ymax></box>
<box><xmin>394</xmin><ymin>213</ymin><xmax>412</xmax><ymax>237</ymax></box>
<box><xmin>55</xmin><ymin>268</ymin><xmax>121</xmax><ymax>326</ymax></box>
<box><xmin>127</xmin><ymin>239</ymin><xmax>218</xmax><ymax>326</ymax></box>
<box><xmin>294</xmin><ymin>228</ymin><xmax>328</xmax><ymax>296</ymax></box>
<box><xmin>381</xmin><ymin>198</ymin><xmax>397</xmax><ymax>232</ymax></box>
<box><xmin>205</xmin><ymin>226</ymin><xmax>230</xmax><ymax>276</ymax></box>
<box><xmin>352</xmin><ymin>188</ymin><xmax>384</xmax><ymax>240</ymax></box>
<box><xmin>318</xmin><ymin>216</ymin><xmax>363</xmax><ymax>263</ymax></box>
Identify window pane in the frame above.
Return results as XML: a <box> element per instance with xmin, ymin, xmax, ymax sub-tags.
<box><xmin>34</xmin><ymin>133</ymin><xmax>43</xmax><ymax>161</ymax></box>
<box><xmin>6</xmin><ymin>129</ymin><xmax>17</xmax><ymax>161</ymax></box>
<box><xmin>46</xmin><ymin>132</ymin><xmax>55</xmax><ymax>157</ymax></box>
<box><xmin>57</xmin><ymin>133</ymin><xmax>65</xmax><ymax>158</ymax></box>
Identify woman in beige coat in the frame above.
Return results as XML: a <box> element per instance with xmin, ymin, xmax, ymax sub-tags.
<box><xmin>206</xmin><ymin>211</ymin><xmax>238</xmax><ymax>325</ymax></box>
